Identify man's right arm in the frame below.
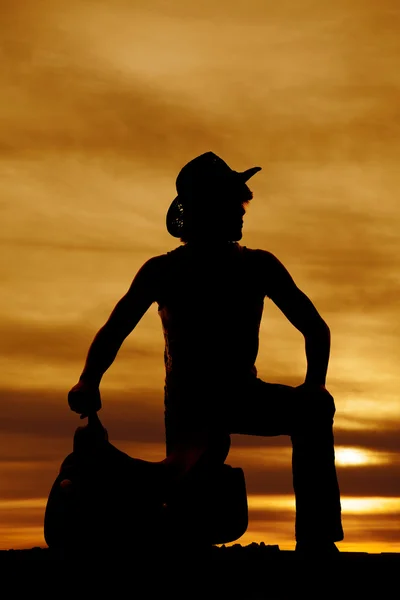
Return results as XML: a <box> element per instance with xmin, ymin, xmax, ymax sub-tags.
<box><xmin>68</xmin><ymin>255</ymin><xmax>165</xmax><ymax>416</ymax></box>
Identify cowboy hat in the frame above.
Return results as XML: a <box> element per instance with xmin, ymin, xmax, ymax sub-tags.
<box><xmin>166</xmin><ymin>152</ymin><xmax>261</xmax><ymax>238</ymax></box>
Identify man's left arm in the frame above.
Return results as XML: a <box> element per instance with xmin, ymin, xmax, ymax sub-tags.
<box><xmin>262</xmin><ymin>251</ymin><xmax>331</xmax><ymax>388</ymax></box>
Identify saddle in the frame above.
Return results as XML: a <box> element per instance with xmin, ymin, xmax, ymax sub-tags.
<box><xmin>44</xmin><ymin>413</ymin><xmax>248</xmax><ymax>553</ymax></box>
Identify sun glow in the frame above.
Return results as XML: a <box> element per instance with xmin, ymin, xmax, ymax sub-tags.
<box><xmin>334</xmin><ymin>447</ymin><xmax>392</xmax><ymax>467</ymax></box>
<box><xmin>228</xmin><ymin>445</ymin><xmax>395</xmax><ymax>468</ymax></box>
<box><xmin>247</xmin><ymin>495</ymin><xmax>400</xmax><ymax>515</ymax></box>
<box><xmin>340</xmin><ymin>497</ymin><xmax>400</xmax><ymax>514</ymax></box>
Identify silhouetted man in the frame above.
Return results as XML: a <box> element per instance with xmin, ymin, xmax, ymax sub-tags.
<box><xmin>68</xmin><ymin>152</ymin><xmax>344</xmax><ymax>553</ymax></box>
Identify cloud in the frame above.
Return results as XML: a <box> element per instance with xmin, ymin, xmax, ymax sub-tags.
<box><xmin>1</xmin><ymin>0</ymin><xmax>399</xmax><ymax>172</ymax></box>
<box><xmin>0</xmin><ymin>318</ymin><xmax>157</xmax><ymax>365</ymax></box>
<box><xmin>0</xmin><ymin>387</ymin><xmax>165</xmax><ymax>440</ymax></box>
<box><xmin>235</xmin><ymin>461</ymin><xmax>400</xmax><ymax>498</ymax></box>
<box><xmin>0</xmin><ymin>0</ymin><xmax>227</xmax><ymax>167</ymax></box>
<box><xmin>231</xmin><ymin>423</ymin><xmax>400</xmax><ymax>454</ymax></box>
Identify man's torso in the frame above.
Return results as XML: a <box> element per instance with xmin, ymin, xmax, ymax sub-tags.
<box><xmin>155</xmin><ymin>242</ymin><xmax>266</xmax><ymax>401</ymax></box>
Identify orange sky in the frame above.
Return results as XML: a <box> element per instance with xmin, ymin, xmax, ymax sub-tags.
<box><xmin>1</xmin><ymin>0</ymin><xmax>400</xmax><ymax>551</ymax></box>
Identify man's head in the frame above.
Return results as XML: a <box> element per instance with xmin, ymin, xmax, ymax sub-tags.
<box><xmin>166</xmin><ymin>152</ymin><xmax>261</xmax><ymax>243</ymax></box>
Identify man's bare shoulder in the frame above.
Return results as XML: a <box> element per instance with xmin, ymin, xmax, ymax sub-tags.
<box><xmin>138</xmin><ymin>253</ymin><xmax>170</xmax><ymax>278</ymax></box>
<box><xmin>243</xmin><ymin>246</ymin><xmax>282</xmax><ymax>267</ymax></box>
<box><xmin>137</xmin><ymin>246</ymin><xmax>186</xmax><ymax>280</ymax></box>
<box><xmin>243</xmin><ymin>246</ymin><xmax>296</xmax><ymax>297</ymax></box>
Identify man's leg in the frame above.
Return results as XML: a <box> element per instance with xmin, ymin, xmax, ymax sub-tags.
<box><xmin>226</xmin><ymin>377</ymin><xmax>344</xmax><ymax>544</ymax></box>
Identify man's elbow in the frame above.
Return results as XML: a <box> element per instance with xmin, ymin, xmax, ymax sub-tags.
<box><xmin>303</xmin><ymin>317</ymin><xmax>330</xmax><ymax>339</ymax></box>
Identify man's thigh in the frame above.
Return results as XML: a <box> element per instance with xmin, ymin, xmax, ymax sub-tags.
<box><xmin>164</xmin><ymin>378</ymin><xmax>298</xmax><ymax>452</ymax></box>
<box><xmin>226</xmin><ymin>378</ymin><xmax>298</xmax><ymax>437</ymax></box>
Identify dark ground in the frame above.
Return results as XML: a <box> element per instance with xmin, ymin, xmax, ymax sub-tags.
<box><xmin>1</xmin><ymin>544</ymin><xmax>398</xmax><ymax>598</ymax></box>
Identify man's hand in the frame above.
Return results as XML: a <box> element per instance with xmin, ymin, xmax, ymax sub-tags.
<box><xmin>297</xmin><ymin>382</ymin><xmax>329</xmax><ymax>393</ymax></box>
<box><xmin>296</xmin><ymin>382</ymin><xmax>333</xmax><ymax>400</ymax></box>
<box><xmin>68</xmin><ymin>380</ymin><xmax>102</xmax><ymax>419</ymax></box>
<box><xmin>295</xmin><ymin>382</ymin><xmax>336</xmax><ymax>419</ymax></box>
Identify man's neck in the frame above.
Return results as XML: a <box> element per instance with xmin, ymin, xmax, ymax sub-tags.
<box><xmin>186</xmin><ymin>240</ymin><xmax>238</xmax><ymax>249</ymax></box>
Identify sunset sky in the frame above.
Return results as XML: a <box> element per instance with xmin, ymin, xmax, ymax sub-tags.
<box><xmin>1</xmin><ymin>0</ymin><xmax>400</xmax><ymax>552</ymax></box>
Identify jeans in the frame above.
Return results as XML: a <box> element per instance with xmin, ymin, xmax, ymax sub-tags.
<box><xmin>164</xmin><ymin>376</ymin><xmax>344</xmax><ymax>543</ymax></box>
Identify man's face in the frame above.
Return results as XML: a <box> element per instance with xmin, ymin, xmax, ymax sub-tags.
<box><xmin>217</xmin><ymin>200</ymin><xmax>247</xmax><ymax>240</ymax></box>
<box><xmin>214</xmin><ymin>182</ymin><xmax>252</xmax><ymax>241</ymax></box>
<box><xmin>183</xmin><ymin>181</ymin><xmax>253</xmax><ymax>242</ymax></box>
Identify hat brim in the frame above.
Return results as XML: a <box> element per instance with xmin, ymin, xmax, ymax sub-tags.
<box><xmin>166</xmin><ymin>196</ymin><xmax>185</xmax><ymax>238</ymax></box>
<box><xmin>166</xmin><ymin>165</ymin><xmax>261</xmax><ymax>238</ymax></box>
<box><xmin>238</xmin><ymin>166</ymin><xmax>262</xmax><ymax>181</ymax></box>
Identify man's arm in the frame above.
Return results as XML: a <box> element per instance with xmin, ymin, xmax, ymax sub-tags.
<box><xmin>79</xmin><ymin>255</ymin><xmax>164</xmax><ymax>385</ymax></box>
<box><xmin>262</xmin><ymin>251</ymin><xmax>330</xmax><ymax>386</ymax></box>
<box><xmin>68</xmin><ymin>255</ymin><xmax>165</xmax><ymax>416</ymax></box>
